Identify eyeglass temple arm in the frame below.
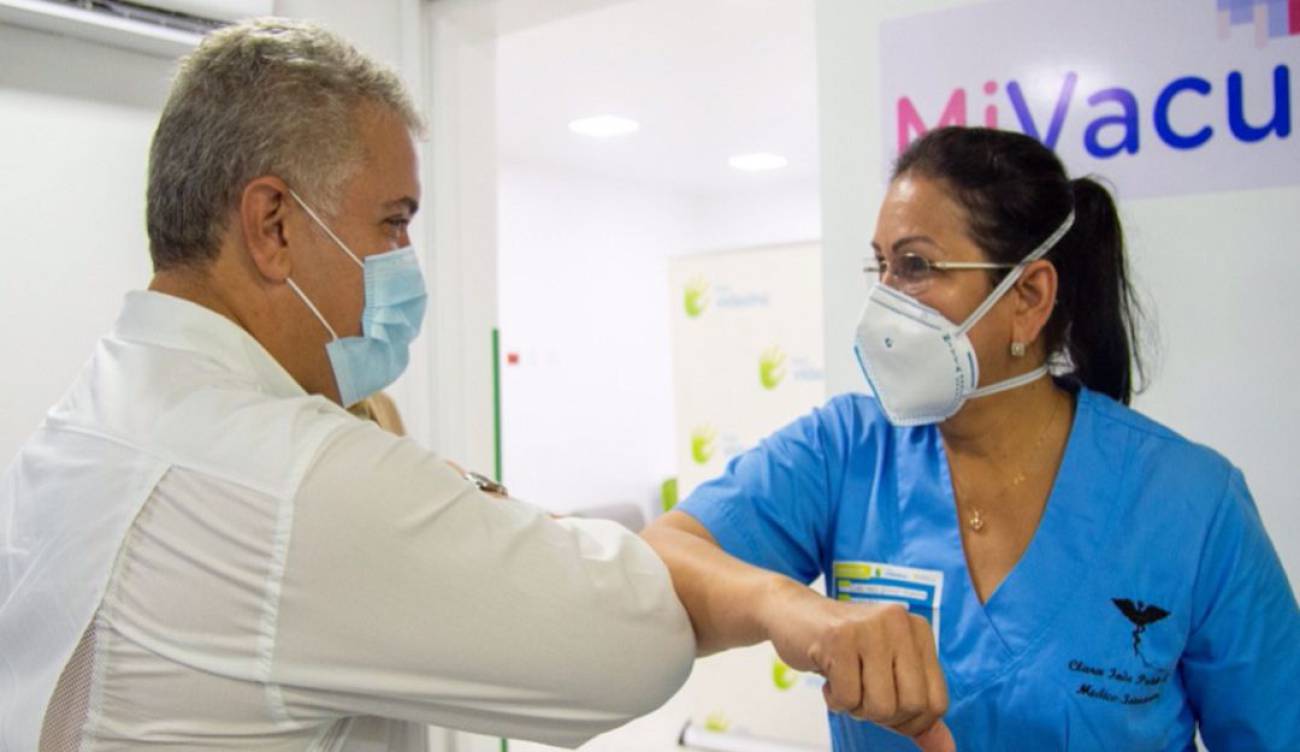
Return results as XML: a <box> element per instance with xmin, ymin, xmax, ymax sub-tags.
<box><xmin>929</xmin><ymin>261</ymin><xmax>1018</xmax><ymax>270</ymax></box>
<box><xmin>861</xmin><ymin>260</ymin><xmax>1018</xmax><ymax>271</ymax></box>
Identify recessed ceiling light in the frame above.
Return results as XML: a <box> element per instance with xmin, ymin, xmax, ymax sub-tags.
<box><xmin>568</xmin><ymin>115</ymin><xmax>640</xmax><ymax>138</ymax></box>
<box><xmin>729</xmin><ymin>153</ymin><xmax>789</xmax><ymax>171</ymax></box>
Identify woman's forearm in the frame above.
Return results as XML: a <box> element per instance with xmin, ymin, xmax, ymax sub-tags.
<box><xmin>641</xmin><ymin>511</ymin><xmax>808</xmax><ymax>655</ymax></box>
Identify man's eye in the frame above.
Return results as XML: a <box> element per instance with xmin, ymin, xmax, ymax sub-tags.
<box><xmin>385</xmin><ymin>218</ymin><xmax>410</xmax><ymax>230</ymax></box>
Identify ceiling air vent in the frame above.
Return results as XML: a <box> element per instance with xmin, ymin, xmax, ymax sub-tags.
<box><xmin>0</xmin><ymin>0</ymin><xmax>273</xmax><ymax>57</ymax></box>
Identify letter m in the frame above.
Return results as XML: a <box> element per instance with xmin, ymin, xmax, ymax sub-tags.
<box><xmin>897</xmin><ymin>89</ymin><xmax>967</xmax><ymax>153</ymax></box>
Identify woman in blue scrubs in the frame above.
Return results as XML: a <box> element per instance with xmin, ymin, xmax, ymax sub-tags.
<box><xmin>643</xmin><ymin>127</ymin><xmax>1300</xmax><ymax>752</ymax></box>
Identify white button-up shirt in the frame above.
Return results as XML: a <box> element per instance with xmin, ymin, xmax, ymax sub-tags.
<box><xmin>0</xmin><ymin>291</ymin><xmax>695</xmax><ymax>751</ymax></box>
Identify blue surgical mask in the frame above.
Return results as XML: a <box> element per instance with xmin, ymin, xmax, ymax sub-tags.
<box><xmin>286</xmin><ymin>189</ymin><xmax>428</xmax><ymax>408</ymax></box>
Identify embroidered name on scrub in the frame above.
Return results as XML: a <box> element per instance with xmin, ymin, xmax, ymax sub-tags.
<box><xmin>832</xmin><ymin>561</ymin><xmax>944</xmax><ymax>644</ymax></box>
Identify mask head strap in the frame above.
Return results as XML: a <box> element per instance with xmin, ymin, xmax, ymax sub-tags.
<box><xmin>955</xmin><ymin>210</ymin><xmax>1075</xmax><ymax>337</ymax></box>
<box><xmin>969</xmin><ymin>364</ymin><xmax>1050</xmax><ymax>399</ymax></box>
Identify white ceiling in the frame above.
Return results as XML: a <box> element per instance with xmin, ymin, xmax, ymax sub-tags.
<box><xmin>495</xmin><ymin>0</ymin><xmax>819</xmax><ymax>197</ymax></box>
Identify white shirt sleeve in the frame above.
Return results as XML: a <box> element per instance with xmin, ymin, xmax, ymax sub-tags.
<box><xmin>269</xmin><ymin>421</ymin><xmax>696</xmax><ymax>747</ymax></box>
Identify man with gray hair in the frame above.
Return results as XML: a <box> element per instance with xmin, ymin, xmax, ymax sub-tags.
<box><xmin>0</xmin><ymin>18</ymin><xmax>694</xmax><ymax>751</ymax></box>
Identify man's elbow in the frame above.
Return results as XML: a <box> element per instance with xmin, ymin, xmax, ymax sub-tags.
<box><xmin>615</xmin><ymin>605</ymin><xmax>695</xmax><ymax>717</ymax></box>
<box><xmin>571</xmin><ymin>577</ymin><xmax>696</xmax><ymax>730</ymax></box>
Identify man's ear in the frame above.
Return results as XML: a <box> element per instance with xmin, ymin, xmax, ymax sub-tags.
<box><xmin>1012</xmin><ymin>259</ymin><xmax>1059</xmax><ymax>347</ymax></box>
<box><xmin>239</xmin><ymin>176</ymin><xmax>295</xmax><ymax>283</ymax></box>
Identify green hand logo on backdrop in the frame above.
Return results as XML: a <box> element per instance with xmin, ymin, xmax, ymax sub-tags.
<box><xmin>759</xmin><ymin>346</ymin><xmax>787</xmax><ymax>390</ymax></box>
<box><xmin>690</xmin><ymin>426</ymin><xmax>717</xmax><ymax>465</ymax></box>
<box><xmin>660</xmin><ymin>477</ymin><xmax>679</xmax><ymax>513</ymax></box>
<box><xmin>772</xmin><ymin>657</ymin><xmax>799</xmax><ymax>691</ymax></box>
<box><xmin>684</xmin><ymin>277</ymin><xmax>710</xmax><ymax>318</ymax></box>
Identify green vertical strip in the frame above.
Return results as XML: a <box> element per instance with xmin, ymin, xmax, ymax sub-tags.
<box><xmin>493</xmin><ymin>327</ymin><xmax>506</xmax><ymax>752</ymax></box>
<box><xmin>492</xmin><ymin>327</ymin><xmax>503</xmax><ymax>484</ymax></box>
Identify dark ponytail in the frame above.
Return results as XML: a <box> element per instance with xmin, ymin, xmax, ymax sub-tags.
<box><xmin>893</xmin><ymin>126</ymin><xmax>1145</xmax><ymax>404</ymax></box>
<box><xmin>1053</xmin><ymin>177</ymin><xmax>1144</xmax><ymax>405</ymax></box>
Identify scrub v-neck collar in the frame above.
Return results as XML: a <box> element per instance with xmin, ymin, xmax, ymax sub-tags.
<box><xmin>926</xmin><ymin>388</ymin><xmax>1128</xmax><ymax>696</ymax></box>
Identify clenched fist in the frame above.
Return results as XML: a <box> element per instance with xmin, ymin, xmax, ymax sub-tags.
<box><xmin>761</xmin><ymin>581</ymin><xmax>955</xmax><ymax>752</ymax></box>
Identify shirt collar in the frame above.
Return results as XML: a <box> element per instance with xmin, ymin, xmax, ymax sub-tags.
<box><xmin>113</xmin><ymin>290</ymin><xmax>308</xmax><ymax>400</ymax></box>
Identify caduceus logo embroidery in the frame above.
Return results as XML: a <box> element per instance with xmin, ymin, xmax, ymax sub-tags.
<box><xmin>1112</xmin><ymin>598</ymin><xmax>1170</xmax><ymax>668</ymax></box>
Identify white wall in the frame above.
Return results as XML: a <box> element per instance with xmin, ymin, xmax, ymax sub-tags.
<box><xmin>0</xmin><ymin>23</ymin><xmax>170</xmax><ymax>467</ymax></box>
<box><xmin>816</xmin><ymin>0</ymin><xmax>1300</xmax><ymax>586</ymax></box>
<box><xmin>497</xmin><ymin>163</ymin><xmax>820</xmax><ymax>517</ymax></box>
<box><xmin>497</xmin><ymin>165</ymin><xmax>688</xmax><ymax>513</ymax></box>
<box><xmin>688</xmin><ymin>181</ymin><xmax>823</xmax><ymax>253</ymax></box>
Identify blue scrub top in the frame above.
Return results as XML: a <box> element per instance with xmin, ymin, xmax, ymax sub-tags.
<box><xmin>679</xmin><ymin>386</ymin><xmax>1300</xmax><ymax>752</ymax></box>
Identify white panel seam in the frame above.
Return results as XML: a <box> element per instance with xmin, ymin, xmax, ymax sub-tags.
<box><xmin>257</xmin><ymin>486</ymin><xmax>297</xmax><ymax>727</ymax></box>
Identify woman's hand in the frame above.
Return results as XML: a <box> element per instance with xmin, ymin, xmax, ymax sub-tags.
<box><xmin>642</xmin><ymin>512</ymin><xmax>954</xmax><ymax>750</ymax></box>
<box><xmin>759</xmin><ymin>580</ymin><xmax>955</xmax><ymax>752</ymax></box>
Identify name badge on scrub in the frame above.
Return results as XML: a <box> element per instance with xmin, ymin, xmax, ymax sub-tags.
<box><xmin>832</xmin><ymin>561</ymin><xmax>944</xmax><ymax>646</ymax></box>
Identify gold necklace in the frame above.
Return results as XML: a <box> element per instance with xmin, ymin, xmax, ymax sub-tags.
<box><xmin>955</xmin><ymin>394</ymin><xmax>1063</xmax><ymax>533</ymax></box>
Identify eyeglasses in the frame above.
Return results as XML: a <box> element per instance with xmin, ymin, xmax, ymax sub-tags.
<box><xmin>863</xmin><ymin>253</ymin><xmax>1017</xmax><ymax>295</ymax></box>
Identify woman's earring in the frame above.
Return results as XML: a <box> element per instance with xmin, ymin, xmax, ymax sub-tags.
<box><xmin>1010</xmin><ymin>341</ymin><xmax>1027</xmax><ymax>358</ymax></box>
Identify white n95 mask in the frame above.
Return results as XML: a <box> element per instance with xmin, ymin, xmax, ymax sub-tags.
<box><xmin>853</xmin><ymin>211</ymin><xmax>1074</xmax><ymax>426</ymax></box>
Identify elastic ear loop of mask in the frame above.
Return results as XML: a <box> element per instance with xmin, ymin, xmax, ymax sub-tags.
<box><xmin>284</xmin><ymin>188</ymin><xmax>369</xmax><ymax>342</ymax></box>
<box><xmin>287</xmin><ymin>188</ymin><xmax>366</xmax><ymax>270</ymax></box>
<box><xmin>953</xmin><ymin>210</ymin><xmax>1075</xmax><ymax>399</ymax></box>
<box><xmin>286</xmin><ymin>277</ymin><xmax>340</xmax><ymax>341</ymax></box>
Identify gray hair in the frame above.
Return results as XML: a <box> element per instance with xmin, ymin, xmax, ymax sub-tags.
<box><xmin>146</xmin><ymin>18</ymin><xmax>423</xmax><ymax>271</ymax></box>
